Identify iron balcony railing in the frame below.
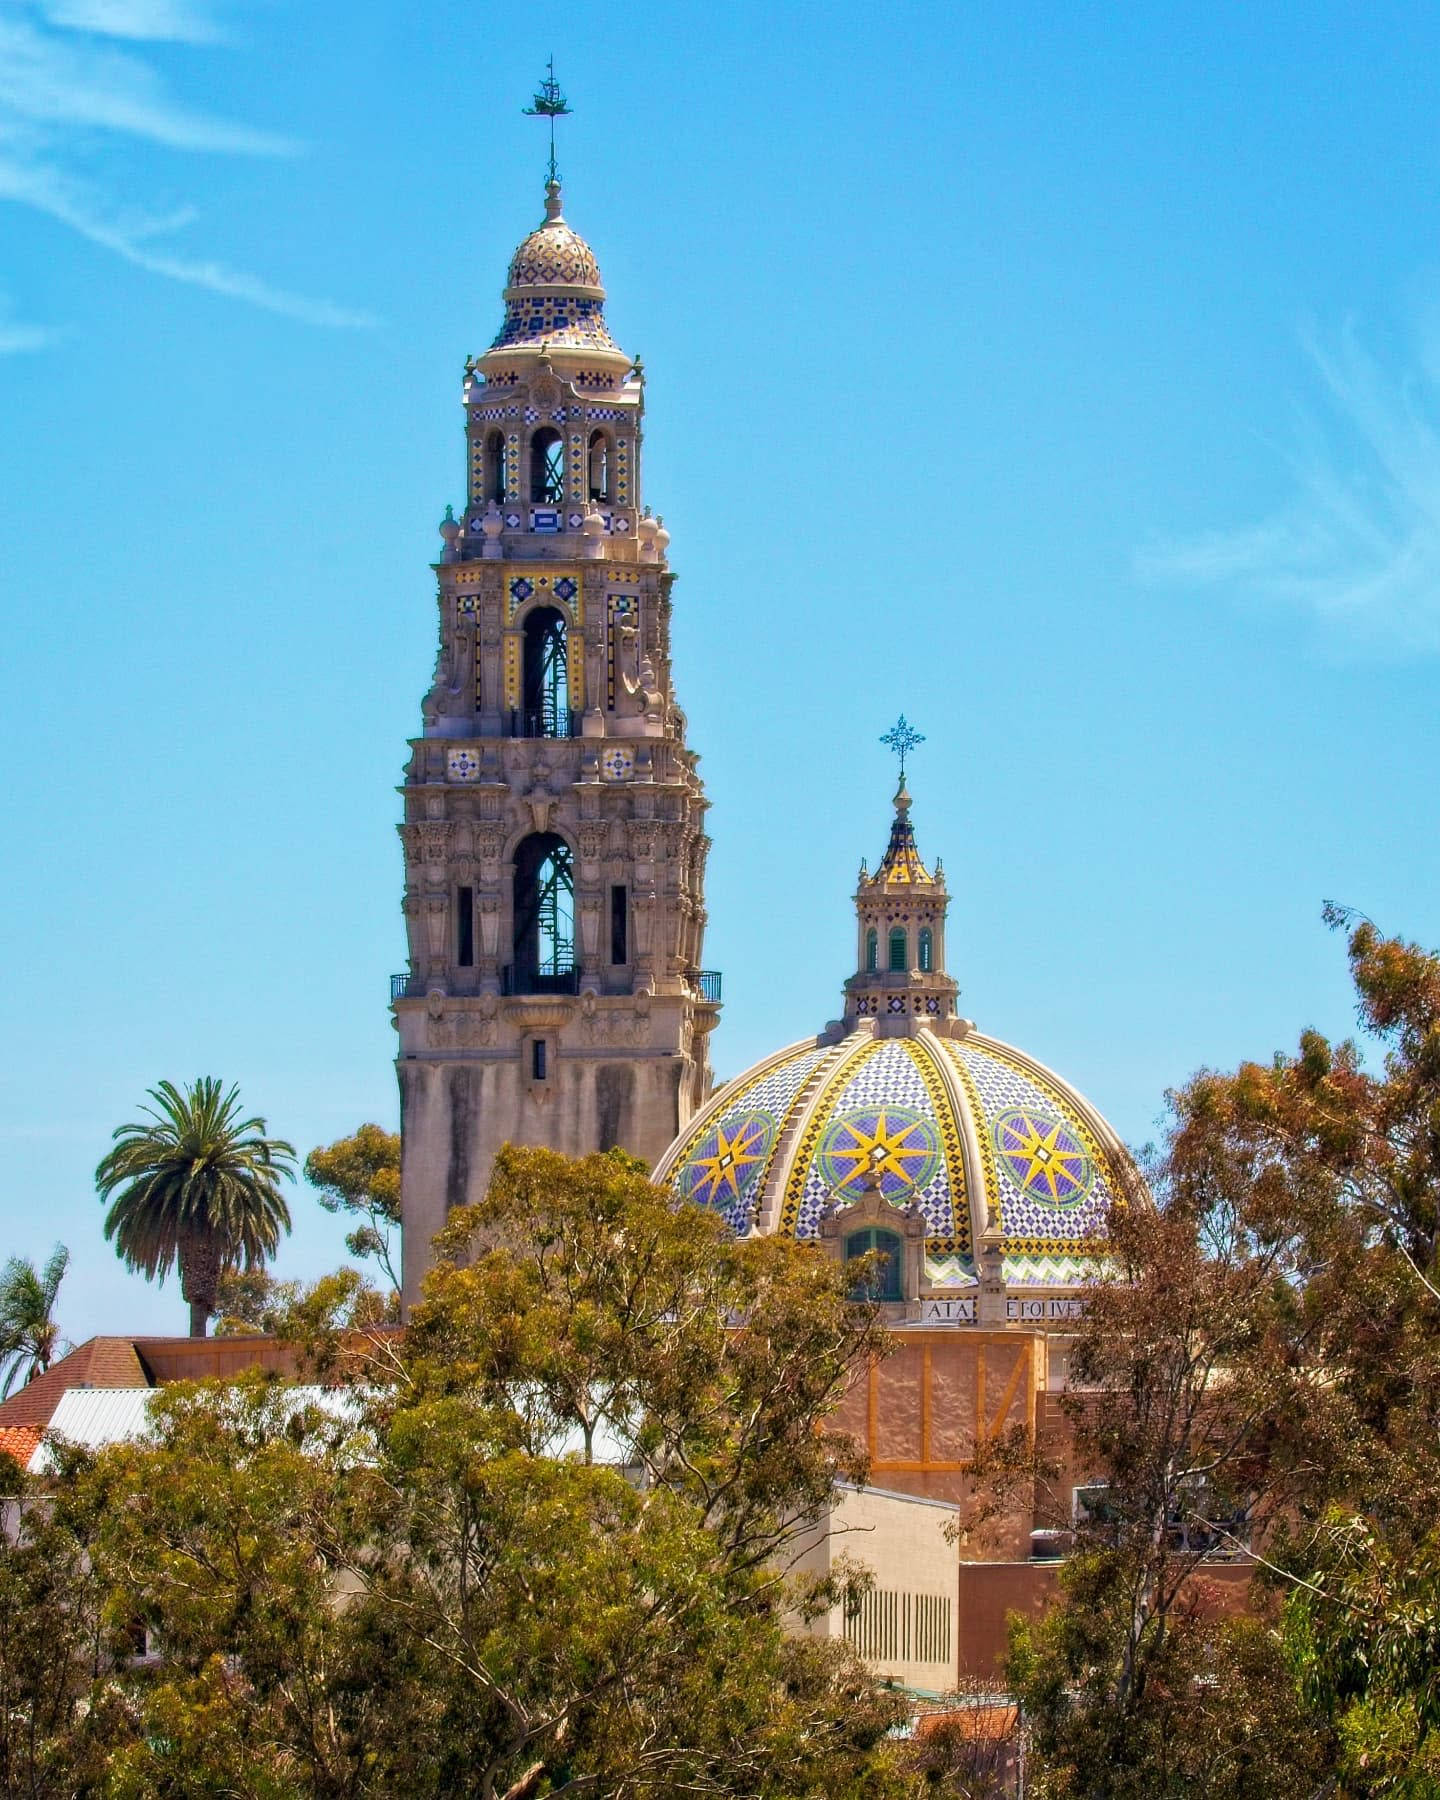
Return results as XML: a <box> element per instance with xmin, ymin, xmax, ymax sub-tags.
<box><xmin>502</xmin><ymin>962</ymin><xmax>581</xmax><ymax>997</ymax></box>
<box><xmin>390</xmin><ymin>973</ymin><xmax>412</xmax><ymax>1002</ymax></box>
<box><xmin>694</xmin><ymin>970</ymin><xmax>722</xmax><ymax>1003</ymax></box>
<box><xmin>508</xmin><ymin>709</ymin><xmax>580</xmax><ymax>740</ymax></box>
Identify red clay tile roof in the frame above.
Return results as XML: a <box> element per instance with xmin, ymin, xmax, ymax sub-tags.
<box><xmin>0</xmin><ymin>1424</ymin><xmax>41</xmax><ymax>1468</ymax></box>
<box><xmin>0</xmin><ymin>1337</ymin><xmax>152</xmax><ymax>1429</ymax></box>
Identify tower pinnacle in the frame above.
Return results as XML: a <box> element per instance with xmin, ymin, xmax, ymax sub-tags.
<box><xmin>524</xmin><ymin>57</ymin><xmax>572</xmax><ymax>187</ymax></box>
<box><xmin>880</xmin><ymin>714</ymin><xmax>925</xmax><ymax>782</ymax></box>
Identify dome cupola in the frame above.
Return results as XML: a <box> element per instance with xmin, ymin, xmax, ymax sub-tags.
<box><xmin>653</xmin><ymin>756</ymin><xmax>1139</xmax><ymax>1326</ymax></box>
<box><xmin>484</xmin><ymin>180</ymin><xmax>629</xmax><ymax>369</ymax></box>
<box><xmin>844</xmin><ymin>779</ymin><xmax>959</xmax><ymax>1031</ymax></box>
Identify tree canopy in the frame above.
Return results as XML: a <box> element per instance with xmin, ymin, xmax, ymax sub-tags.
<box><xmin>1007</xmin><ymin>912</ymin><xmax>1440</xmax><ymax>1798</ymax></box>
<box><xmin>7</xmin><ymin>1146</ymin><xmax>916</xmax><ymax>1799</ymax></box>
<box><xmin>95</xmin><ymin>1078</ymin><xmax>295</xmax><ymax>1337</ymax></box>
<box><xmin>303</xmin><ymin>1123</ymin><xmax>402</xmax><ymax>1293</ymax></box>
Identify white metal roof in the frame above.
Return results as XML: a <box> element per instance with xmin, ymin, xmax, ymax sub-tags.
<box><xmin>27</xmin><ymin>1384</ymin><xmax>634</xmax><ymax>1474</ymax></box>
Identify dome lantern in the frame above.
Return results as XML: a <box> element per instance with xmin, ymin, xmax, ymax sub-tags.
<box><xmin>844</xmin><ymin>777</ymin><xmax>958</xmax><ymax>1034</ymax></box>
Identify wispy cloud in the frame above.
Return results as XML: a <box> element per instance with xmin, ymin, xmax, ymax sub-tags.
<box><xmin>0</xmin><ymin>286</ymin><xmax>58</xmax><ymax>350</ymax></box>
<box><xmin>0</xmin><ymin>16</ymin><xmax>280</xmax><ymax>148</ymax></box>
<box><xmin>0</xmin><ymin>1</ymin><xmax>373</xmax><ymax>331</ymax></box>
<box><xmin>33</xmin><ymin>0</ymin><xmax>223</xmax><ymax>44</ymax></box>
<box><xmin>1138</xmin><ymin>322</ymin><xmax>1440</xmax><ymax>655</ymax></box>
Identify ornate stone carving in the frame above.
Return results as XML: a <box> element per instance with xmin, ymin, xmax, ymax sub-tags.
<box><xmin>478</xmin><ymin>891</ymin><xmax>500</xmax><ymax>957</ymax></box>
<box><xmin>578</xmin><ymin>991</ymin><xmax>651</xmax><ymax>1046</ymax></box>
<box><xmin>577</xmin><ymin>822</ymin><xmax>610</xmax><ymax>865</ymax></box>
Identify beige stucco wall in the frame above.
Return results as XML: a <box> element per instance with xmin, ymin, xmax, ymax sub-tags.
<box><xmin>790</xmin><ymin>1484</ymin><xmax>960</xmax><ymax>1691</ymax></box>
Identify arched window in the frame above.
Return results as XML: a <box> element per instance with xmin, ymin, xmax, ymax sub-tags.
<box><xmin>530</xmin><ymin>427</ymin><xmax>565</xmax><ymax>504</ymax></box>
<box><xmin>865</xmin><ymin>927</ymin><xmax>878</xmax><ymax>972</ymax></box>
<box><xmin>888</xmin><ymin>927</ymin><xmax>908</xmax><ymax>972</ymax></box>
<box><xmin>588</xmin><ymin>429</ymin><xmax>612</xmax><ymax>501</ymax></box>
<box><xmin>486</xmin><ymin>430</ymin><xmax>506</xmax><ymax>504</ymax></box>
<box><xmin>521</xmin><ymin>606</ymin><xmax>568</xmax><ymax>737</ymax></box>
<box><xmin>512</xmin><ymin>832</ymin><xmax>575</xmax><ymax>992</ymax></box>
<box><xmin>845</xmin><ymin>1228</ymin><xmax>904</xmax><ymax>1303</ymax></box>
<box><xmin>918</xmin><ymin>927</ymin><xmax>933</xmax><ymax>973</ymax></box>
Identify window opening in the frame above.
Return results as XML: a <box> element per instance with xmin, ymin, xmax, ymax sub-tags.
<box><xmin>532</xmin><ymin>1039</ymin><xmax>547</xmax><ymax>1081</ymax></box>
<box><xmin>512</xmin><ymin>833</ymin><xmax>575</xmax><ymax>992</ymax></box>
<box><xmin>530</xmin><ymin>427</ymin><xmax>565</xmax><ymax>504</ymax></box>
<box><xmin>845</xmin><ymin>1228</ymin><xmax>903</xmax><ymax>1303</ymax></box>
<box><xmin>888</xmin><ymin>927</ymin><xmax>908</xmax><ymax>972</ymax></box>
<box><xmin>611</xmin><ymin>883</ymin><xmax>628</xmax><ymax>965</ymax></box>
<box><xmin>864</xmin><ymin>927</ymin><xmax>878</xmax><ymax>972</ymax></box>
<box><xmin>588</xmin><ymin>430</ymin><xmax>611</xmax><ymax>500</ymax></box>
<box><xmin>918</xmin><ymin>927</ymin><xmax>933</xmax><ymax>972</ymax></box>
<box><xmin>521</xmin><ymin>606</ymin><xmax>568</xmax><ymax>737</ymax></box>
<box><xmin>457</xmin><ymin>885</ymin><xmax>474</xmax><ymax>967</ymax></box>
<box><xmin>486</xmin><ymin>431</ymin><xmax>506</xmax><ymax>503</ymax></box>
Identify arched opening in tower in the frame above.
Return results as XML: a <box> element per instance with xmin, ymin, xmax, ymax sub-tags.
<box><xmin>588</xmin><ymin>429</ymin><xmax>612</xmax><ymax>501</ymax></box>
<box><xmin>530</xmin><ymin>427</ymin><xmax>565</xmax><ymax>504</ymax></box>
<box><xmin>486</xmin><ymin>430</ymin><xmax>506</xmax><ymax>503</ymax></box>
<box><xmin>521</xmin><ymin>606</ymin><xmax>569</xmax><ymax>737</ymax></box>
<box><xmin>512</xmin><ymin>833</ymin><xmax>576</xmax><ymax>993</ymax></box>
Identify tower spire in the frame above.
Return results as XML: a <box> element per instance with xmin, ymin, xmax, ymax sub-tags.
<box><xmin>524</xmin><ymin>57</ymin><xmax>573</xmax><ymax>188</ymax></box>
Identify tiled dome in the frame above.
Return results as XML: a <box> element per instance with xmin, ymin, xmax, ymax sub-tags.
<box><xmin>653</xmin><ymin>1027</ymin><xmax>1129</xmax><ymax>1294</ymax></box>
<box><xmin>507</xmin><ymin>216</ymin><xmax>602</xmax><ymax>291</ymax></box>
<box><xmin>488</xmin><ymin>180</ymin><xmax>622</xmax><ymax>357</ymax></box>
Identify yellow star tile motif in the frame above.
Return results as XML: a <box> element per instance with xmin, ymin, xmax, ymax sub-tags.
<box><xmin>825</xmin><ymin>1111</ymin><xmax>935</xmax><ymax>1194</ymax></box>
<box><xmin>688</xmin><ymin>1117</ymin><xmax>768</xmax><ymax>1207</ymax></box>
<box><xmin>997</xmin><ymin>1112</ymin><xmax>1089</xmax><ymax>1203</ymax></box>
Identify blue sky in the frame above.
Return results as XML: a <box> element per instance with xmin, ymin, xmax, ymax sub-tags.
<box><xmin>2</xmin><ymin>0</ymin><xmax>1437</xmax><ymax>1339</ymax></box>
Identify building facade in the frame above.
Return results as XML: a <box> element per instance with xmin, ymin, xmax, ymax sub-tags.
<box><xmin>393</xmin><ymin>178</ymin><xmax>719</xmax><ymax>1309</ymax></box>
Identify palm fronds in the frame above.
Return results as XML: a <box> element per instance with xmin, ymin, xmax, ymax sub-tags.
<box><xmin>0</xmin><ymin>1243</ymin><xmax>69</xmax><ymax>1397</ymax></box>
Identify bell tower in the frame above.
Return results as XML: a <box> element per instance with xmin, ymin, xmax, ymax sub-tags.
<box><xmin>392</xmin><ymin>152</ymin><xmax>720</xmax><ymax>1308</ymax></box>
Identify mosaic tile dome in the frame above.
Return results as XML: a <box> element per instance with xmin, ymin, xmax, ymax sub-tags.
<box><xmin>654</xmin><ymin>1027</ymin><xmax>1130</xmax><ymax>1294</ymax></box>
<box><xmin>489</xmin><ymin>180</ymin><xmax>623</xmax><ymax>357</ymax></box>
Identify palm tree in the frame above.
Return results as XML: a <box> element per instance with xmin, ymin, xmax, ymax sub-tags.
<box><xmin>0</xmin><ymin>1244</ymin><xmax>69</xmax><ymax>1397</ymax></box>
<box><xmin>95</xmin><ymin>1079</ymin><xmax>296</xmax><ymax>1338</ymax></box>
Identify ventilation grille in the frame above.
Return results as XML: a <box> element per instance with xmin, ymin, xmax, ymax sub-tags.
<box><xmin>844</xmin><ymin>1589</ymin><xmax>952</xmax><ymax>1666</ymax></box>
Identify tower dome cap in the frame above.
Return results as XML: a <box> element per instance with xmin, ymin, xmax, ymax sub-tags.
<box><xmin>504</xmin><ymin>180</ymin><xmax>606</xmax><ymax>298</ymax></box>
<box><xmin>487</xmin><ymin>180</ymin><xmax>626</xmax><ymax>360</ymax></box>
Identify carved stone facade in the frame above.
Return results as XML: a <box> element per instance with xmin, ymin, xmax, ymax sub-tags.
<box><xmin>394</xmin><ymin>179</ymin><xmax>719</xmax><ymax>1311</ymax></box>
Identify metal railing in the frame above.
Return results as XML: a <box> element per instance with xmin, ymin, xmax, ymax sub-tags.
<box><xmin>502</xmin><ymin>963</ymin><xmax>581</xmax><ymax>997</ymax></box>
<box><xmin>694</xmin><ymin>970</ymin><xmax>723</xmax><ymax>1003</ymax></box>
<box><xmin>390</xmin><ymin>973</ymin><xmax>412</xmax><ymax>1002</ymax></box>
<box><xmin>508</xmin><ymin>709</ymin><xmax>580</xmax><ymax>740</ymax></box>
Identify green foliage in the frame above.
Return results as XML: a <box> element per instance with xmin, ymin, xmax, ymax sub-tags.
<box><xmin>213</xmin><ymin>1264</ymin><xmax>399</xmax><ymax>1340</ymax></box>
<box><xmin>0</xmin><ymin>1450</ymin><xmax>111</xmax><ymax>1799</ymax></box>
<box><xmin>1008</xmin><ymin>1559</ymin><xmax>1326</xmax><ymax>1799</ymax></box>
<box><xmin>1003</xmin><ymin>913</ymin><xmax>1440</xmax><ymax>1797</ymax></box>
<box><xmin>4</xmin><ymin>1148</ymin><xmax>912</xmax><ymax>1798</ymax></box>
<box><xmin>0</xmin><ymin>1242</ymin><xmax>68</xmax><ymax>1397</ymax></box>
<box><xmin>95</xmin><ymin>1078</ymin><xmax>295</xmax><ymax>1337</ymax></box>
<box><xmin>211</xmin><ymin>1265</ymin><xmax>304</xmax><ymax>1335</ymax></box>
<box><xmin>303</xmin><ymin>1124</ymin><xmax>401</xmax><ymax>1291</ymax></box>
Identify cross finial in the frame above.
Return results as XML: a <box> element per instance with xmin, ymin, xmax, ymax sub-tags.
<box><xmin>523</xmin><ymin>57</ymin><xmax>573</xmax><ymax>187</ymax></box>
<box><xmin>880</xmin><ymin>715</ymin><xmax>925</xmax><ymax>780</ymax></box>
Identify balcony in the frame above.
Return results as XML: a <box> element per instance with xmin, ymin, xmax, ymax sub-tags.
<box><xmin>508</xmin><ymin>709</ymin><xmax>580</xmax><ymax>740</ymax></box>
<box><xmin>390</xmin><ymin>973</ymin><xmax>413</xmax><ymax>1002</ymax></box>
<box><xmin>693</xmin><ymin>970</ymin><xmax>722</xmax><ymax>1003</ymax></box>
<box><xmin>503</xmin><ymin>962</ymin><xmax>581</xmax><ymax>997</ymax></box>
